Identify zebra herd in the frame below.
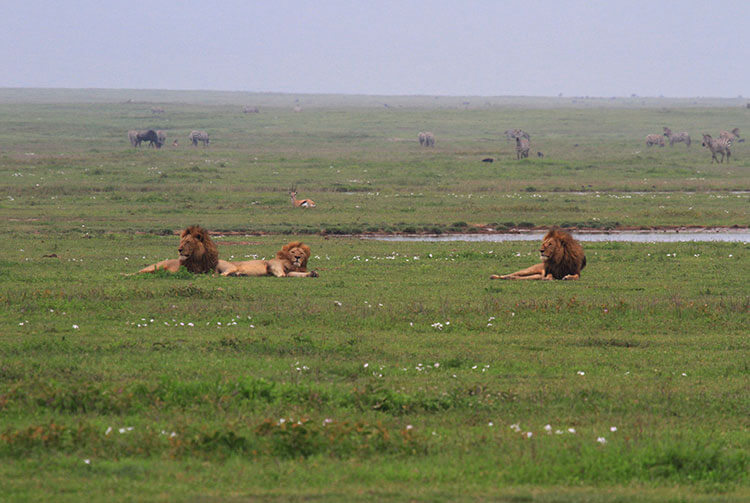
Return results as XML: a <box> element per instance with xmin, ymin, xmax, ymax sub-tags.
<box><xmin>646</xmin><ymin>127</ymin><xmax>740</xmax><ymax>163</ymax></box>
<box><xmin>127</xmin><ymin>130</ymin><xmax>209</xmax><ymax>148</ymax></box>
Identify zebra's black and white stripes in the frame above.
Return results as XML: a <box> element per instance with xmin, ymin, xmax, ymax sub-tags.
<box><xmin>663</xmin><ymin>127</ymin><xmax>691</xmax><ymax>147</ymax></box>
<box><xmin>702</xmin><ymin>134</ymin><xmax>731</xmax><ymax>163</ymax></box>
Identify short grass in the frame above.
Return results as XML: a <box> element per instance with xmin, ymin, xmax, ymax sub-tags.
<box><xmin>0</xmin><ymin>90</ymin><xmax>748</xmax><ymax>502</ymax></box>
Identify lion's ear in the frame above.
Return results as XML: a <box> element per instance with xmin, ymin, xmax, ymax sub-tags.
<box><xmin>195</xmin><ymin>232</ymin><xmax>203</xmax><ymax>242</ymax></box>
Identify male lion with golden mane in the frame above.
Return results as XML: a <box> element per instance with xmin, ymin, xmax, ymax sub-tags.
<box><xmin>138</xmin><ymin>225</ymin><xmax>219</xmax><ymax>274</ymax></box>
<box><xmin>490</xmin><ymin>227</ymin><xmax>586</xmax><ymax>280</ymax></box>
<box><xmin>217</xmin><ymin>241</ymin><xmax>318</xmax><ymax>278</ymax></box>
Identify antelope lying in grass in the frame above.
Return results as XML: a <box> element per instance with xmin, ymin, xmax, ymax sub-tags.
<box><xmin>290</xmin><ymin>189</ymin><xmax>316</xmax><ymax>208</ymax></box>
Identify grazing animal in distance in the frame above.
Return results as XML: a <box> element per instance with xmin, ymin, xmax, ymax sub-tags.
<box><xmin>128</xmin><ymin>130</ymin><xmax>139</xmax><ymax>147</ymax></box>
<box><xmin>646</xmin><ymin>134</ymin><xmax>665</xmax><ymax>147</ymax></box>
<box><xmin>482</xmin><ymin>157</ymin><xmax>494</xmax><ymax>163</ymax></box>
<box><xmin>290</xmin><ymin>190</ymin><xmax>316</xmax><ymax>208</ymax></box>
<box><xmin>216</xmin><ymin>242</ymin><xmax>318</xmax><ymax>278</ymax></box>
<box><xmin>243</xmin><ymin>106</ymin><xmax>259</xmax><ymax>113</ymax></box>
<box><xmin>515</xmin><ymin>137</ymin><xmax>530</xmax><ymax>159</ymax></box>
<box><xmin>418</xmin><ymin>132</ymin><xmax>426</xmax><ymax>146</ymax></box>
<box><xmin>134</xmin><ymin>129</ymin><xmax>162</xmax><ymax>148</ymax></box>
<box><xmin>423</xmin><ymin>132</ymin><xmax>435</xmax><ymax>146</ymax></box>
<box><xmin>702</xmin><ymin>134</ymin><xmax>731</xmax><ymax>163</ymax></box>
<box><xmin>138</xmin><ymin>225</ymin><xmax>219</xmax><ymax>274</ymax></box>
<box><xmin>151</xmin><ymin>107</ymin><xmax>164</xmax><ymax>115</ymax></box>
<box><xmin>537</xmin><ymin>151</ymin><xmax>544</xmax><ymax>158</ymax></box>
<box><xmin>663</xmin><ymin>127</ymin><xmax>691</xmax><ymax>146</ymax></box>
<box><xmin>189</xmin><ymin>130</ymin><xmax>209</xmax><ymax>146</ymax></box>
<box><xmin>490</xmin><ymin>227</ymin><xmax>586</xmax><ymax>280</ymax></box>
<box><xmin>156</xmin><ymin>130</ymin><xmax>166</xmax><ymax>146</ymax></box>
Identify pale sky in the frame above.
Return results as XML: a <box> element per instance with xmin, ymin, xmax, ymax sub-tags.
<box><xmin>1</xmin><ymin>0</ymin><xmax>748</xmax><ymax>97</ymax></box>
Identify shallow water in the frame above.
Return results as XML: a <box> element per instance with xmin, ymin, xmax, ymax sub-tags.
<box><xmin>367</xmin><ymin>230</ymin><xmax>750</xmax><ymax>243</ymax></box>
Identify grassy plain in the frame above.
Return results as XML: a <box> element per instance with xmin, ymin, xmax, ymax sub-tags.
<box><xmin>0</xmin><ymin>89</ymin><xmax>748</xmax><ymax>501</ymax></box>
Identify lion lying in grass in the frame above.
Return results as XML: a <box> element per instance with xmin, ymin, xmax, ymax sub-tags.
<box><xmin>490</xmin><ymin>227</ymin><xmax>586</xmax><ymax>280</ymax></box>
<box><xmin>138</xmin><ymin>225</ymin><xmax>219</xmax><ymax>274</ymax></box>
<box><xmin>216</xmin><ymin>241</ymin><xmax>318</xmax><ymax>278</ymax></box>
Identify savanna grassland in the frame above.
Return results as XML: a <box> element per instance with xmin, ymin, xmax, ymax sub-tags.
<box><xmin>0</xmin><ymin>89</ymin><xmax>748</xmax><ymax>502</ymax></box>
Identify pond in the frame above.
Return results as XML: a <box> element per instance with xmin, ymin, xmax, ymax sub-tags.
<box><xmin>366</xmin><ymin>229</ymin><xmax>750</xmax><ymax>243</ymax></box>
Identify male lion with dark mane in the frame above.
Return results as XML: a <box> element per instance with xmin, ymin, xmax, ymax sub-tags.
<box><xmin>138</xmin><ymin>225</ymin><xmax>219</xmax><ymax>274</ymax></box>
<box><xmin>490</xmin><ymin>227</ymin><xmax>586</xmax><ymax>280</ymax></box>
<box><xmin>216</xmin><ymin>241</ymin><xmax>318</xmax><ymax>278</ymax></box>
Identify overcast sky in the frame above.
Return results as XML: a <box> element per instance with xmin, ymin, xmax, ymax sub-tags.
<box><xmin>1</xmin><ymin>0</ymin><xmax>747</xmax><ymax>97</ymax></box>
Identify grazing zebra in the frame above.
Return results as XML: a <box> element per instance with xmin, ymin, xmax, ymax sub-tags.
<box><xmin>515</xmin><ymin>137</ymin><xmax>530</xmax><ymax>159</ymax></box>
<box><xmin>243</xmin><ymin>106</ymin><xmax>259</xmax><ymax>113</ymax></box>
<box><xmin>128</xmin><ymin>130</ymin><xmax>139</xmax><ymax>147</ymax></box>
<box><xmin>663</xmin><ymin>127</ymin><xmax>691</xmax><ymax>147</ymax></box>
<box><xmin>189</xmin><ymin>130</ymin><xmax>210</xmax><ymax>146</ymax></box>
<box><xmin>646</xmin><ymin>134</ymin><xmax>665</xmax><ymax>147</ymax></box>
<box><xmin>418</xmin><ymin>132</ymin><xmax>426</xmax><ymax>146</ymax></box>
<box><xmin>702</xmin><ymin>134</ymin><xmax>731</xmax><ymax>163</ymax></box>
<box><xmin>151</xmin><ymin>107</ymin><xmax>164</xmax><ymax>115</ymax></box>
<box><xmin>719</xmin><ymin>128</ymin><xmax>740</xmax><ymax>142</ymax></box>
<box><xmin>156</xmin><ymin>130</ymin><xmax>166</xmax><ymax>146</ymax></box>
<box><xmin>505</xmin><ymin>128</ymin><xmax>530</xmax><ymax>141</ymax></box>
<box><xmin>424</xmin><ymin>132</ymin><xmax>435</xmax><ymax>147</ymax></box>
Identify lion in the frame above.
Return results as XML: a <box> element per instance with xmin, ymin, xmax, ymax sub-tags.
<box><xmin>216</xmin><ymin>241</ymin><xmax>318</xmax><ymax>278</ymax></box>
<box><xmin>490</xmin><ymin>227</ymin><xmax>586</xmax><ymax>280</ymax></box>
<box><xmin>138</xmin><ymin>225</ymin><xmax>219</xmax><ymax>274</ymax></box>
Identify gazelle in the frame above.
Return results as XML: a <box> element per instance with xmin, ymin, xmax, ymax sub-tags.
<box><xmin>290</xmin><ymin>189</ymin><xmax>316</xmax><ymax>208</ymax></box>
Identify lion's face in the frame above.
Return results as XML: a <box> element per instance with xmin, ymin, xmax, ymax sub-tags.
<box><xmin>178</xmin><ymin>227</ymin><xmax>206</xmax><ymax>263</ymax></box>
<box><xmin>539</xmin><ymin>237</ymin><xmax>560</xmax><ymax>263</ymax></box>
<box><xmin>279</xmin><ymin>242</ymin><xmax>311</xmax><ymax>270</ymax></box>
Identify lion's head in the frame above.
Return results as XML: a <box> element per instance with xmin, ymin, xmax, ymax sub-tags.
<box><xmin>276</xmin><ymin>241</ymin><xmax>311</xmax><ymax>271</ymax></box>
<box><xmin>177</xmin><ymin>225</ymin><xmax>219</xmax><ymax>273</ymax></box>
<box><xmin>540</xmin><ymin>227</ymin><xmax>586</xmax><ymax>280</ymax></box>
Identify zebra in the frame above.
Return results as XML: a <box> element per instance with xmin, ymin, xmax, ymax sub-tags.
<box><xmin>719</xmin><ymin>128</ymin><xmax>740</xmax><ymax>142</ymax></box>
<box><xmin>646</xmin><ymin>134</ymin><xmax>665</xmax><ymax>147</ymax></box>
<box><xmin>128</xmin><ymin>130</ymin><xmax>139</xmax><ymax>147</ymax></box>
<box><xmin>150</xmin><ymin>107</ymin><xmax>165</xmax><ymax>115</ymax></box>
<box><xmin>156</xmin><ymin>130</ymin><xmax>167</xmax><ymax>146</ymax></box>
<box><xmin>418</xmin><ymin>132</ymin><xmax>426</xmax><ymax>146</ymax></box>
<box><xmin>702</xmin><ymin>134</ymin><xmax>731</xmax><ymax>163</ymax></box>
<box><xmin>243</xmin><ymin>106</ymin><xmax>259</xmax><ymax>113</ymax></box>
<box><xmin>189</xmin><ymin>130</ymin><xmax>210</xmax><ymax>146</ymax></box>
<box><xmin>515</xmin><ymin>137</ymin><xmax>530</xmax><ymax>159</ymax></box>
<box><xmin>424</xmin><ymin>132</ymin><xmax>435</xmax><ymax>147</ymax></box>
<box><xmin>505</xmin><ymin>129</ymin><xmax>530</xmax><ymax>141</ymax></box>
<box><xmin>663</xmin><ymin>127</ymin><xmax>691</xmax><ymax>147</ymax></box>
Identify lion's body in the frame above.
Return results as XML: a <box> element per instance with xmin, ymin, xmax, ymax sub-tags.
<box><xmin>491</xmin><ymin>227</ymin><xmax>586</xmax><ymax>280</ymax></box>
<box><xmin>139</xmin><ymin>225</ymin><xmax>219</xmax><ymax>274</ymax></box>
<box><xmin>217</xmin><ymin>242</ymin><xmax>318</xmax><ymax>278</ymax></box>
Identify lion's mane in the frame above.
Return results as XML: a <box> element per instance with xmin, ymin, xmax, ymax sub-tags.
<box><xmin>179</xmin><ymin>225</ymin><xmax>219</xmax><ymax>273</ymax></box>
<box><xmin>542</xmin><ymin>227</ymin><xmax>586</xmax><ymax>280</ymax></box>
<box><xmin>276</xmin><ymin>241</ymin><xmax>311</xmax><ymax>271</ymax></box>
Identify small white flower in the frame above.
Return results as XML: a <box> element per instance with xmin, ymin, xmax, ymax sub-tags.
<box><xmin>363</xmin><ymin>363</ymin><xmax>369</xmax><ymax>368</ymax></box>
<box><xmin>488</xmin><ymin>422</ymin><xmax>494</xmax><ymax>427</ymax></box>
<box><xmin>72</xmin><ymin>324</ymin><xmax>79</xmax><ymax>329</ymax></box>
<box><xmin>577</xmin><ymin>371</ymin><xmax>585</xmax><ymax>376</ymax></box>
<box><xmin>610</xmin><ymin>426</ymin><xmax>617</xmax><ymax>432</ymax></box>
<box><xmin>681</xmin><ymin>372</ymin><xmax>687</xmax><ymax>377</ymax></box>
<box><xmin>83</xmin><ymin>459</ymin><xmax>91</xmax><ymax>464</ymax></box>
<box><xmin>544</xmin><ymin>424</ymin><xmax>552</xmax><ymax>432</ymax></box>
<box><xmin>525</xmin><ymin>432</ymin><xmax>533</xmax><ymax>438</ymax></box>
<box><xmin>568</xmin><ymin>428</ymin><xmax>576</xmax><ymax>434</ymax></box>
<box><xmin>597</xmin><ymin>437</ymin><xmax>607</xmax><ymax>444</ymax></box>
<box><xmin>406</xmin><ymin>424</ymin><xmax>413</xmax><ymax>430</ymax></box>
<box><xmin>510</xmin><ymin>423</ymin><xmax>521</xmax><ymax>432</ymax></box>
<box><xmin>433</xmin><ymin>363</ymin><xmax>439</xmax><ymax>368</ymax></box>
<box><xmin>105</xmin><ymin>426</ymin><xmax>112</xmax><ymax>435</ymax></box>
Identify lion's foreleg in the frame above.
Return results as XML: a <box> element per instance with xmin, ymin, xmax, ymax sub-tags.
<box><xmin>286</xmin><ymin>271</ymin><xmax>319</xmax><ymax>278</ymax></box>
<box><xmin>562</xmin><ymin>273</ymin><xmax>580</xmax><ymax>280</ymax></box>
<box><xmin>138</xmin><ymin>259</ymin><xmax>181</xmax><ymax>273</ymax></box>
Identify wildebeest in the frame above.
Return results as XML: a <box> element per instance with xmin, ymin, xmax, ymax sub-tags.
<box><xmin>663</xmin><ymin>127</ymin><xmax>691</xmax><ymax>147</ymax></box>
<box><xmin>424</xmin><ymin>132</ymin><xmax>435</xmax><ymax>147</ymax></box>
<box><xmin>516</xmin><ymin>137</ymin><xmax>530</xmax><ymax>159</ymax></box>
<box><xmin>702</xmin><ymin>134</ymin><xmax>731</xmax><ymax>163</ymax></box>
<box><xmin>151</xmin><ymin>107</ymin><xmax>165</xmax><ymax>115</ymax></box>
<box><xmin>189</xmin><ymin>130</ymin><xmax>210</xmax><ymax>147</ymax></box>
<box><xmin>482</xmin><ymin>157</ymin><xmax>494</xmax><ymax>163</ymax></box>
<box><xmin>243</xmin><ymin>106</ymin><xmax>260</xmax><ymax>114</ymax></box>
<box><xmin>646</xmin><ymin>134</ymin><xmax>665</xmax><ymax>147</ymax></box>
<box><xmin>129</xmin><ymin>129</ymin><xmax>162</xmax><ymax>148</ymax></box>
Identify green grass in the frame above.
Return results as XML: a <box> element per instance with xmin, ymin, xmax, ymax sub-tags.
<box><xmin>0</xmin><ymin>90</ymin><xmax>748</xmax><ymax>502</ymax></box>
